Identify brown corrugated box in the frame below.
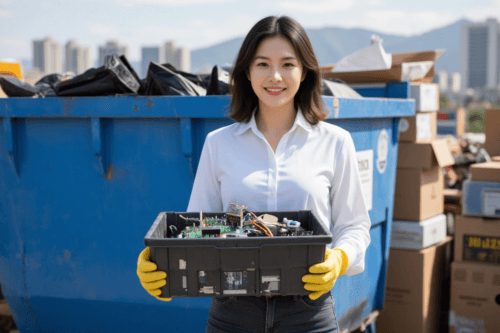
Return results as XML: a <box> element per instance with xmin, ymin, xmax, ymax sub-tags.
<box><xmin>470</xmin><ymin>162</ymin><xmax>500</xmax><ymax>182</ymax></box>
<box><xmin>449</xmin><ymin>261</ymin><xmax>500</xmax><ymax>333</ymax></box>
<box><xmin>323</xmin><ymin>50</ymin><xmax>443</xmax><ymax>84</ymax></box>
<box><xmin>394</xmin><ymin>140</ymin><xmax>454</xmax><ymax>221</ymax></box>
<box><xmin>399</xmin><ymin>111</ymin><xmax>437</xmax><ymax>143</ymax></box>
<box><xmin>377</xmin><ymin>236</ymin><xmax>453</xmax><ymax>333</ymax></box>
<box><xmin>484</xmin><ymin>109</ymin><xmax>500</xmax><ymax>158</ymax></box>
<box><xmin>397</xmin><ymin>139</ymin><xmax>455</xmax><ymax>170</ymax></box>
<box><xmin>454</xmin><ymin>215</ymin><xmax>500</xmax><ymax>266</ymax></box>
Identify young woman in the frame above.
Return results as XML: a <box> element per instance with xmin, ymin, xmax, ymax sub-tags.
<box><xmin>138</xmin><ymin>16</ymin><xmax>371</xmax><ymax>333</ymax></box>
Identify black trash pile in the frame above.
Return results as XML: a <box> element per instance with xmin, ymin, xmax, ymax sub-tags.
<box><xmin>0</xmin><ymin>55</ymin><xmax>230</xmax><ymax>98</ymax></box>
<box><xmin>444</xmin><ymin>136</ymin><xmax>492</xmax><ymax>190</ymax></box>
<box><xmin>1</xmin><ymin>54</ymin><xmax>359</xmax><ymax>98</ymax></box>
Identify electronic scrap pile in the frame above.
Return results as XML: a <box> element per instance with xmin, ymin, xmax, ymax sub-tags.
<box><xmin>167</xmin><ymin>203</ymin><xmax>314</xmax><ymax>239</ymax></box>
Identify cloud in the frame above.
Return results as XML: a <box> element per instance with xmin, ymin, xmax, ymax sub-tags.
<box><xmin>274</xmin><ymin>0</ymin><xmax>356</xmax><ymax>13</ymax></box>
<box><xmin>86</xmin><ymin>22</ymin><xmax>119</xmax><ymax>38</ymax></box>
<box><xmin>0</xmin><ymin>36</ymin><xmax>30</xmax><ymax>59</ymax></box>
<box><xmin>354</xmin><ymin>9</ymin><xmax>458</xmax><ymax>36</ymax></box>
<box><xmin>0</xmin><ymin>9</ymin><xmax>13</xmax><ymax>18</ymax></box>
<box><xmin>464</xmin><ymin>0</ymin><xmax>500</xmax><ymax>21</ymax></box>
<box><xmin>114</xmin><ymin>0</ymin><xmax>234</xmax><ymax>7</ymax></box>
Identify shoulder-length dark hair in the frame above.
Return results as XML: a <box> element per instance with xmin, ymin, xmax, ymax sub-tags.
<box><xmin>229</xmin><ymin>16</ymin><xmax>328</xmax><ymax>124</ymax></box>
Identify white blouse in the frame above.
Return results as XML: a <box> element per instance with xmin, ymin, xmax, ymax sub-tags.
<box><xmin>187</xmin><ymin>108</ymin><xmax>371</xmax><ymax>276</ymax></box>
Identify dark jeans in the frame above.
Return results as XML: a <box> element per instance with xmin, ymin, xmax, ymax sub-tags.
<box><xmin>206</xmin><ymin>292</ymin><xmax>339</xmax><ymax>333</ymax></box>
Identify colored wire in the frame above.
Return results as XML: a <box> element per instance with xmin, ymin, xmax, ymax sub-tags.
<box><xmin>250</xmin><ymin>212</ymin><xmax>274</xmax><ymax>236</ymax></box>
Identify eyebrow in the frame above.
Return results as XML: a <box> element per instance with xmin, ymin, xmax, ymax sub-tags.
<box><xmin>254</xmin><ymin>56</ymin><xmax>298</xmax><ymax>61</ymax></box>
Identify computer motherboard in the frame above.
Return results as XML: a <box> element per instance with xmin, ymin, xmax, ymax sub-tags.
<box><xmin>167</xmin><ymin>204</ymin><xmax>314</xmax><ymax>239</ymax></box>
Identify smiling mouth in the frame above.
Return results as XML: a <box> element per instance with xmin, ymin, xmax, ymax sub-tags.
<box><xmin>265</xmin><ymin>88</ymin><xmax>286</xmax><ymax>92</ymax></box>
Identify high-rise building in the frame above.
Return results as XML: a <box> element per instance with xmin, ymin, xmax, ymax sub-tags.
<box><xmin>141</xmin><ymin>46</ymin><xmax>165</xmax><ymax>78</ymax></box>
<box><xmin>33</xmin><ymin>37</ymin><xmax>62</xmax><ymax>74</ymax></box>
<box><xmin>164</xmin><ymin>41</ymin><xmax>178</xmax><ymax>66</ymax></box>
<box><xmin>65</xmin><ymin>40</ymin><xmax>92</xmax><ymax>75</ymax></box>
<box><xmin>438</xmin><ymin>71</ymin><xmax>449</xmax><ymax>92</ymax></box>
<box><xmin>163</xmin><ymin>41</ymin><xmax>191</xmax><ymax>72</ymax></box>
<box><xmin>461</xmin><ymin>18</ymin><xmax>500</xmax><ymax>90</ymax></box>
<box><xmin>176</xmin><ymin>47</ymin><xmax>191</xmax><ymax>73</ymax></box>
<box><xmin>98</xmin><ymin>40</ymin><xmax>128</xmax><ymax>66</ymax></box>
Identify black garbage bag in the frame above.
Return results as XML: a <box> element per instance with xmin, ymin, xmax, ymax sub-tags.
<box><xmin>0</xmin><ymin>77</ymin><xmax>38</xmax><ymax>97</ymax></box>
<box><xmin>55</xmin><ymin>55</ymin><xmax>141</xmax><ymax>96</ymax></box>
<box><xmin>321</xmin><ymin>79</ymin><xmax>361</xmax><ymax>98</ymax></box>
<box><xmin>120</xmin><ymin>55</ymin><xmax>145</xmax><ymax>95</ymax></box>
<box><xmin>205</xmin><ymin>65</ymin><xmax>230</xmax><ymax>95</ymax></box>
<box><xmin>35</xmin><ymin>73</ymin><xmax>74</xmax><ymax>97</ymax></box>
<box><xmin>144</xmin><ymin>62</ymin><xmax>206</xmax><ymax>96</ymax></box>
<box><xmin>161</xmin><ymin>63</ymin><xmax>206</xmax><ymax>87</ymax></box>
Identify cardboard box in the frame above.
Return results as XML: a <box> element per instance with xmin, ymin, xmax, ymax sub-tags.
<box><xmin>454</xmin><ymin>215</ymin><xmax>500</xmax><ymax>265</ymax></box>
<box><xmin>399</xmin><ymin>111</ymin><xmax>437</xmax><ymax>142</ymax></box>
<box><xmin>391</xmin><ymin>214</ymin><xmax>447</xmax><ymax>250</ymax></box>
<box><xmin>397</xmin><ymin>139</ymin><xmax>455</xmax><ymax>170</ymax></box>
<box><xmin>470</xmin><ymin>162</ymin><xmax>500</xmax><ymax>182</ymax></box>
<box><xmin>394</xmin><ymin>167</ymin><xmax>444</xmax><ymax>221</ymax></box>
<box><xmin>437</xmin><ymin>108</ymin><xmax>466</xmax><ymax>138</ymax></box>
<box><xmin>323</xmin><ymin>50</ymin><xmax>444</xmax><ymax>84</ymax></box>
<box><xmin>449</xmin><ymin>261</ymin><xmax>500</xmax><ymax>333</ymax></box>
<box><xmin>462</xmin><ymin>179</ymin><xmax>500</xmax><ymax>218</ymax></box>
<box><xmin>484</xmin><ymin>109</ymin><xmax>500</xmax><ymax>158</ymax></box>
<box><xmin>377</xmin><ymin>237</ymin><xmax>453</xmax><ymax>333</ymax></box>
<box><xmin>410</xmin><ymin>83</ymin><xmax>439</xmax><ymax>112</ymax></box>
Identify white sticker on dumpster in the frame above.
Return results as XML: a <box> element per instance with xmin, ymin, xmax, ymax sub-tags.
<box><xmin>376</xmin><ymin>130</ymin><xmax>389</xmax><ymax>174</ymax></box>
<box><xmin>356</xmin><ymin>150</ymin><xmax>373</xmax><ymax>211</ymax></box>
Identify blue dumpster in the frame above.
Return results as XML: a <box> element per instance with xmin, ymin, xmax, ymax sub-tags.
<box><xmin>0</xmin><ymin>83</ymin><xmax>414</xmax><ymax>332</ymax></box>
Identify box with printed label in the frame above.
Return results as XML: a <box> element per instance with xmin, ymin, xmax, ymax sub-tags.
<box><xmin>410</xmin><ymin>83</ymin><xmax>439</xmax><ymax>112</ymax></box>
<box><xmin>449</xmin><ymin>261</ymin><xmax>500</xmax><ymax>333</ymax></box>
<box><xmin>377</xmin><ymin>237</ymin><xmax>453</xmax><ymax>333</ymax></box>
<box><xmin>454</xmin><ymin>215</ymin><xmax>500</xmax><ymax>266</ymax></box>
<box><xmin>391</xmin><ymin>214</ymin><xmax>447</xmax><ymax>250</ymax></box>
<box><xmin>470</xmin><ymin>161</ymin><xmax>500</xmax><ymax>182</ymax></box>
<box><xmin>462</xmin><ymin>179</ymin><xmax>500</xmax><ymax>218</ymax></box>
<box><xmin>399</xmin><ymin>111</ymin><xmax>437</xmax><ymax>143</ymax></box>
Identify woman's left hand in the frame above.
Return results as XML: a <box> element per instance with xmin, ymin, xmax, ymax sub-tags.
<box><xmin>302</xmin><ymin>248</ymin><xmax>349</xmax><ymax>300</ymax></box>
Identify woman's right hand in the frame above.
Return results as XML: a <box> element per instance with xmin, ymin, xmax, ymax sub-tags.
<box><xmin>137</xmin><ymin>247</ymin><xmax>172</xmax><ymax>302</ymax></box>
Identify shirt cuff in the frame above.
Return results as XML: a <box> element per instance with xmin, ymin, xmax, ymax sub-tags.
<box><xmin>334</xmin><ymin>242</ymin><xmax>362</xmax><ymax>276</ymax></box>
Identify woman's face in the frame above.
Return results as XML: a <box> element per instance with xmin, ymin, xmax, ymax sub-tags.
<box><xmin>247</xmin><ymin>36</ymin><xmax>305</xmax><ymax>111</ymax></box>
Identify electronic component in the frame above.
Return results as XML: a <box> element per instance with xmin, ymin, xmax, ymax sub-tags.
<box><xmin>170</xmin><ymin>204</ymin><xmax>313</xmax><ymax>239</ymax></box>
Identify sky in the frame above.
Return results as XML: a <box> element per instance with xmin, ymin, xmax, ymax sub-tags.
<box><xmin>0</xmin><ymin>0</ymin><xmax>499</xmax><ymax>63</ymax></box>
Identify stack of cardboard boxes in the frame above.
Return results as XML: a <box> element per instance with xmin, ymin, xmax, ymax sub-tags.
<box><xmin>377</xmin><ymin>83</ymin><xmax>456</xmax><ymax>333</ymax></box>
<box><xmin>449</xmin><ymin>109</ymin><xmax>500</xmax><ymax>333</ymax></box>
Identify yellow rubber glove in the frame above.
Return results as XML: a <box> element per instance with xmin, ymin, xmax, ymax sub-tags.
<box><xmin>137</xmin><ymin>247</ymin><xmax>172</xmax><ymax>302</ymax></box>
<box><xmin>302</xmin><ymin>248</ymin><xmax>349</xmax><ymax>300</ymax></box>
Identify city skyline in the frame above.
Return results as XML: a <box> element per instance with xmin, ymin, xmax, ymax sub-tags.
<box><xmin>461</xmin><ymin>17</ymin><xmax>500</xmax><ymax>90</ymax></box>
<box><xmin>1</xmin><ymin>0</ymin><xmax>499</xmax><ymax>62</ymax></box>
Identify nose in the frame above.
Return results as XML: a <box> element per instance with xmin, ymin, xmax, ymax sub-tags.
<box><xmin>269</xmin><ymin>66</ymin><xmax>282</xmax><ymax>82</ymax></box>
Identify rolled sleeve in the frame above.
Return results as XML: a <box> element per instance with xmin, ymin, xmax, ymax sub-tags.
<box><xmin>330</xmin><ymin>134</ymin><xmax>371</xmax><ymax>276</ymax></box>
<box><xmin>187</xmin><ymin>133</ymin><xmax>223</xmax><ymax>212</ymax></box>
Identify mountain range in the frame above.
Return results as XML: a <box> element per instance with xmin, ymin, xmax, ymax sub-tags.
<box><xmin>191</xmin><ymin>18</ymin><xmax>470</xmax><ymax>74</ymax></box>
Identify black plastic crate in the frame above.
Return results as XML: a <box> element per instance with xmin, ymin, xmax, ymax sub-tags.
<box><xmin>144</xmin><ymin>210</ymin><xmax>333</xmax><ymax>298</ymax></box>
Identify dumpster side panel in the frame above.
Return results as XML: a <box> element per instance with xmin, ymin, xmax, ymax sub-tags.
<box><xmin>328</xmin><ymin>118</ymin><xmax>398</xmax><ymax>331</ymax></box>
<box><xmin>0</xmin><ymin>96</ymin><xmax>409</xmax><ymax>333</ymax></box>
